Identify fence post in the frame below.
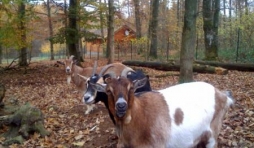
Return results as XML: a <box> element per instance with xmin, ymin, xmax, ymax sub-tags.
<box><xmin>90</xmin><ymin>45</ymin><xmax>92</xmax><ymax>59</ymax></box>
<box><xmin>167</xmin><ymin>37</ymin><xmax>170</xmax><ymax>61</ymax></box>
<box><xmin>97</xmin><ymin>44</ymin><xmax>100</xmax><ymax>60</ymax></box>
<box><xmin>236</xmin><ymin>28</ymin><xmax>240</xmax><ymax>62</ymax></box>
<box><xmin>118</xmin><ymin>43</ymin><xmax>120</xmax><ymax>61</ymax></box>
<box><xmin>195</xmin><ymin>32</ymin><xmax>199</xmax><ymax>60</ymax></box>
<box><xmin>131</xmin><ymin>41</ymin><xmax>132</xmax><ymax>60</ymax></box>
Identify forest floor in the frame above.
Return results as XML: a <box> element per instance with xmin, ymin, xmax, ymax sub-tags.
<box><xmin>0</xmin><ymin>58</ymin><xmax>254</xmax><ymax>148</ymax></box>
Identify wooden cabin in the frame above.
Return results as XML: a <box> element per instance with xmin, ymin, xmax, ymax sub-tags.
<box><xmin>114</xmin><ymin>25</ymin><xmax>136</xmax><ymax>43</ymax></box>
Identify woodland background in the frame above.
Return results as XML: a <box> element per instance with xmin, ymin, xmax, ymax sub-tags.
<box><xmin>0</xmin><ymin>0</ymin><xmax>254</xmax><ymax>65</ymax></box>
<box><xmin>0</xmin><ymin>0</ymin><xmax>254</xmax><ymax>147</ymax></box>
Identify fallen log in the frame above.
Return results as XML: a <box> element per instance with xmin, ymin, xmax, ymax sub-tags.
<box><xmin>122</xmin><ymin>60</ymin><xmax>228</xmax><ymax>75</ymax></box>
<box><xmin>195</xmin><ymin>60</ymin><xmax>254</xmax><ymax>72</ymax></box>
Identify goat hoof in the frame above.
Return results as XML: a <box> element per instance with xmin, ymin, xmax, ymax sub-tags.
<box><xmin>109</xmin><ymin>135</ymin><xmax>118</xmax><ymax>141</ymax></box>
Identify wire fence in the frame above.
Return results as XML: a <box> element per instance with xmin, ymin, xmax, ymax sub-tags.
<box><xmin>1</xmin><ymin>28</ymin><xmax>254</xmax><ymax>65</ymax></box>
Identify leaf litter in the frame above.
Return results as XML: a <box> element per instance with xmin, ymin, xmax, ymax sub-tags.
<box><xmin>0</xmin><ymin>59</ymin><xmax>253</xmax><ymax>148</ymax></box>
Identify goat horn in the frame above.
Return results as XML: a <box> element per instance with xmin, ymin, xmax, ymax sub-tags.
<box><xmin>77</xmin><ymin>74</ymin><xmax>88</xmax><ymax>80</ymax></box>
<box><xmin>121</xmin><ymin>67</ymin><xmax>135</xmax><ymax>77</ymax></box>
<box><xmin>69</xmin><ymin>55</ymin><xmax>75</xmax><ymax>60</ymax></box>
<box><xmin>104</xmin><ymin>72</ymin><xmax>116</xmax><ymax>79</ymax></box>
<box><xmin>57</xmin><ymin>61</ymin><xmax>65</xmax><ymax>65</ymax></box>
<box><xmin>92</xmin><ymin>61</ymin><xmax>98</xmax><ymax>76</ymax></box>
<box><xmin>98</xmin><ymin>64</ymin><xmax>114</xmax><ymax>77</ymax></box>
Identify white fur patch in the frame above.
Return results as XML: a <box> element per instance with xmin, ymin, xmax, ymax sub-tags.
<box><xmin>158</xmin><ymin>82</ymin><xmax>217</xmax><ymax>147</ymax></box>
<box><xmin>84</xmin><ymin>93</ymin><xmax>95</xmax><ymax>104</ymax></box>
<box><xmin>124</xmin><ymin>114</ymin><xmax>132</xmax><ymax>124</ymax></box>
<box><xmin>85</xmin><ymin>104</ymin><xmax>96</xmax><ymax>114</ymax></box>
<box><xmin>67</xmin><ymin>76</ymin><xmax>71</xmax><ymax>84</ymax></box>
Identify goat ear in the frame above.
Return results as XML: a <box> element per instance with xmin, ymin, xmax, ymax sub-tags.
<box><xmin>90</xmin><ymin>83</ymin><xmax>106</xmax><ymax>92</ymax></box>
<box><xmin>77</xmin><ymin>74</ymin><xmax>88</xmax><ymax>81</ymax></box>
<box><xmin>133</xmin><ymin>77</ymin><xmax>147</xmax><ymax>91</ymax></box>
<box><xmin>73</xmin><ymin>59</ymin><xmax>78</xmax><ymax>64</ymax></box>
<box><xmin>57</xmin><ymin>61</ymin><xmax>65</xmax><ymax>65</ymax></box>
<box><xmin>103</xmin><ymin>74</ymin><xmax>113</xmax><ymax>84</ymax></box>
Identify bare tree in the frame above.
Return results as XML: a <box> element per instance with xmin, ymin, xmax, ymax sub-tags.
<box><xmin>107</xmin><ymin>0</ymin><xmax>115</xmax><ymax>63</ymax></box>
<box><xmin>179</xmin><ymin>0</ymin><xmax>198</xmax><ymax>83</ymax></box>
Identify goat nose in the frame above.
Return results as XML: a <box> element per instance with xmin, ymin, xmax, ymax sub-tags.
<box><xmin>84</xmin><ymin>96</ymin><xmax>90</xmax><ymax>101</ymax></box>
<box><xmin>116</xmin><ymin>101</ymin><xmax>127</xmax><ymax>118</ymax></box>
<box><xmin>66</xmin><ymin>69</ymin><xmax>70</xmax><ymax>72</ymax></box>
<box><xmin>117</xmin><ymin>102</ymin><xmax>125</xmax><ymax>108</ymax></box>
<box><xmin>116</xmin><ymin>102</ymin><xmax>127</xmax><ymax>110</ymax></box>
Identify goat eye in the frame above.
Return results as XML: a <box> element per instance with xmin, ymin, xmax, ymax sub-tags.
<box><xmin>106</xmin><ymin>90</ymin><xmax>111</xmax><ymax>94</ymax></box>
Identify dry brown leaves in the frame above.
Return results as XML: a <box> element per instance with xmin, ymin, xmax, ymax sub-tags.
<box><xmin>0</xmin><ymin>59</ymin><xmax>253</xmax><ymax>148</ymax></box>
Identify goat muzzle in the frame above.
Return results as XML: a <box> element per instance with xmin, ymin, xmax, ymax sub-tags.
<box><xmin>66</xmin><ymin>68</ymin><xmax>71</xmax><ymax>75</ymax></box>
<box><xmin>84</xmin><ymin>95</ymin><xmax>95</xmax><ymax>104</ymax></box>
<box><xmin>116</xmin><ymin>99</ymin><xmax>128</xmax><ymax>118</ymax></box>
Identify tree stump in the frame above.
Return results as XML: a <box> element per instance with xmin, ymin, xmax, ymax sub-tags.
<box><xmin>0</xmin><ymin>102</ymin><xmax>50</xmax><ymax>146</ymax></box>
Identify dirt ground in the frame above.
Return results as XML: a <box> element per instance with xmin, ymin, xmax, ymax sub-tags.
<box><xmin>0</xmin><ymin>59</ymin><xmax>253</xmax><ymax>148</ymax></box>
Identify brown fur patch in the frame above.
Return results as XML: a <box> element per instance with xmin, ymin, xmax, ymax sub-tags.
<box><xmin>210</xmin><ymin>88</ymin><xmax>228</xmax><ymax>147</ymax></box>
<box><xmin>174</xmin><ymin>108</ymin><xmax>184</xmax><ymax>125</ymax></box>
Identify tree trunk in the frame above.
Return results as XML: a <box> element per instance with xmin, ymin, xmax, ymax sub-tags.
<box><xmin>179</xmin><ymin>0</ymin><xmax>198</xmax><ymax>83</ymax></box>
<box><xmin>133</xmin><ymin>0</ymin><xmax>141</xmax><ymax>38</ymax></box>
<box><xmin>68</xmin><ymin>0</ymin><xmax>80</xmax><ymax>64</ymax></box>
<box><xmin>122</xmin><ymin>60</ymin><xmax>228</xmax><ymax>75</ymax></box>
<box><xmin>47</xmin><ymin>0</ymin><xmax>54</xmax><ymax>60</ymax></box>
<box><xmin>160</xmin><ymin>0</ymin><xmax>169</xmax><ymax>52</ymax></box>
<box><xmin>237</xmin><ymin>0</ymin><xmax>242</xmax><ymax>20</ymax></box>
<box><xmin>229</xmin><ymin>0</ymin><xmax>233</xmax><ymax>48</ymax></box>
<box><xmin>177</xmin><ymin>0</ymin><xmax>180</xmax><ymax>25</ymax></box>
<box><xmin>148</xmin><ymin>0</ymin><xmax>159</xmax><ymax>59</ymax></box>
<box><xmin>245</xmin><ymin>0</ymin><xmax>249</xmax><ymax>15</ymax></box>
<box><xmin>203</xmin><ymin>0</ymin><xmax>219</xmax><ymax>60</ymax></box>
<box><xmin>0</xmin><ymin>44</ymin><xmax>2</xmax><ymax>64</ymax></box>
<box><xmin>107</xmin><ymin>0</ymin><xmax>114</xmax><ymax>63</ymax></box>
<box><xmin>18</xmin><ymin>1</ymin><xmax>28</xmax><ymax>67</ymax></box>
<box><xmin>64</xmin><ymin>0</ymin><xmax>69</xmax><ymax>57</ymax></box>
<box><xmin>99</xmin><ymin>0</ymin><xmax>105</xmax><ymax>43</ymax></box>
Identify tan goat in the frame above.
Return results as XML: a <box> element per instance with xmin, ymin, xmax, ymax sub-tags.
<box><xmin>91</xmin><ymin>75</ymin><xmax>234</xmax><ymax>148</ymax></box>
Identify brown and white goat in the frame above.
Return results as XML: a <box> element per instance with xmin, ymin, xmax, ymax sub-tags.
<box><xmin>92</xmin><ymin>76</ymin><xmax>234</xmax><ymax>148</ymax></box>
<box><xmin>64</xmin><ymin>55</ymin><xmax>134</xmax><ymax>114</ymax></box>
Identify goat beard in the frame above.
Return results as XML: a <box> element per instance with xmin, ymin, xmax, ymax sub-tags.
<box><xmin>67</xmin><ymin>76</ymin><xmax>71</xmax><ymax>84</ymax></box>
